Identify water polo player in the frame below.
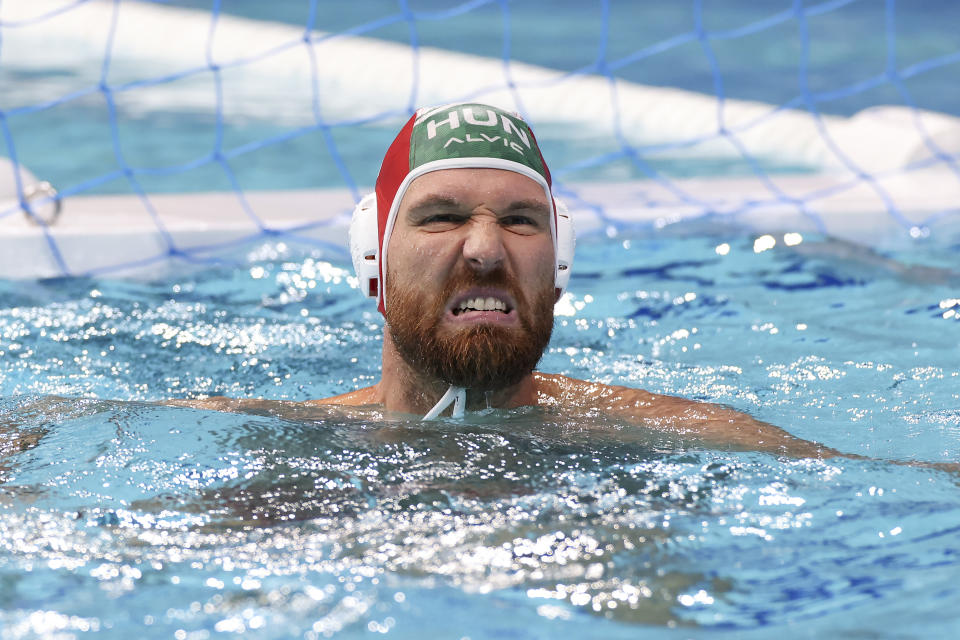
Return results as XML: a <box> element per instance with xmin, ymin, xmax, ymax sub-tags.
<box><xmin>311</xmin><ymin>102</ymin><xmax>834</xmax><ymax>457</ymax></box>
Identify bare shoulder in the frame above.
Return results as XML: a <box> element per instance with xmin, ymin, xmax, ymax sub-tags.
<box><xmin>163</xmin><ymin>387</ymin><xmax>382</xmax><ymax>416</ymax></box>
<box><xmin>165</xmin><ymin>396</ymin><xmax>282</xmax><ymax>412</ymax></box>
<box><xmin>306</xmin><ymin>385</ymin><xmax>380</xmax><ymax>407</ymax></box>
<box><xmin>533</xmin><ymin>372</ymin><xmax>835</xmax><ymax>458</ymax></box>
<box><xmin>534</xmin><ymin>372</ymin><xmax>684</xmax><ymax>414</ymax></box>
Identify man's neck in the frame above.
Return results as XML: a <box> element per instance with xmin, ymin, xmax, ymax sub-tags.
<box><xmin>376</xmin><ymin>327</ymin><xmax>539</xmax><ymax>415</ymax></box>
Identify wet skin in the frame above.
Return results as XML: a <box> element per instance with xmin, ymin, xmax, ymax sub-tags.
<box><xmin>386</xmin><ymin>167</ymin><xmax>554</xmax><ymax>332</ymax></box>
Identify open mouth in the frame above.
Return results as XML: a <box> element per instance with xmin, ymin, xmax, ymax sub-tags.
<box><xmin>451</xmin><ymin>295</ymin><xmax>513</xmax><ymax>316</ymax></box>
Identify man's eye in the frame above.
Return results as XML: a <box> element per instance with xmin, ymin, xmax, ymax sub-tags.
<box><xmin>501</xmin><ymin>215</ymin><xmax>539</xmax><ymax>228</ymax></box>
<box><xmin>421</xmin><ymin>213</ymin><xmax>464</xmax><ymax>226</ymax></box>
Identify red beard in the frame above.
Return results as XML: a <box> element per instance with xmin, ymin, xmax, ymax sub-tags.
<box><xmin>385</xmin><ymin>265</ymin><xmax>554</xmax><ymax>391</ymax></box>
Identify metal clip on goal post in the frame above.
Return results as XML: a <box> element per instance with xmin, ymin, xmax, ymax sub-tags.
<box><xmin>21</xmin><ymin>181</ymin><xmax>62</xmax><ymax>226</ymax></box>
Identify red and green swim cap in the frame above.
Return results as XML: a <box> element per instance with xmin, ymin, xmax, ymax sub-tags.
<box><xmin>374</xmin><ymin>102</ymin><xmax>556</xmax><ymax>312</ymax></box>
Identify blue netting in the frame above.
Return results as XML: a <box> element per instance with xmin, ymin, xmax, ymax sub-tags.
<box><xmin>1</xmin><ymin>0</ymin><xmax>959</xmax><ymax>277</ymax></box>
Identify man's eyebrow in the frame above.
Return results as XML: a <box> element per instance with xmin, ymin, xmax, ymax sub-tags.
<box><xmin>405</xmin><ymin>195</ymin><xmax>462</xmax><ymax>217</ymax></box>
<box><xmin>404</xmin><ymin>195</ymin><xmax>551</xmax><ymax>218</ymax></box>
<box><xmin>502</xmin><ymin>199</ymin><xmax>551</xmax><ymax>217</ymax></box>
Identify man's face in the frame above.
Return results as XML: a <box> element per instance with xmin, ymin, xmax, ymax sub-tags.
<box><xmin>384</xmin><ymin>168</ymin><xmax>557</xmax><ymax>390</ymax></box>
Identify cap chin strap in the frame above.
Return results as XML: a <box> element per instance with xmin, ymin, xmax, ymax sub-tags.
<box><xmin>422</xmin><ymin>384</ymin><xmax>467</xmax><ymax>420</ymax></box>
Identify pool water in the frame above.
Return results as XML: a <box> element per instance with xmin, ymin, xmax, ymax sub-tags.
<box><xmin>2</xmin><ymin>226</ymin><xmax>959</xmax><ymax>638</ymax></box>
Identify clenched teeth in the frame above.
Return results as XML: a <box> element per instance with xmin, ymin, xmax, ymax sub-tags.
<box><xmin>454</xmin><ymin>296</ymin><xmax>510</xmax><ymax>315</ymax></box>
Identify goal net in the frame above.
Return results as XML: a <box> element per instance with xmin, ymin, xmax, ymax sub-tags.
<box><xmin>1</xmin><ymin>0</ymin><xmax>959</xmax><ymax>276</ymax></box>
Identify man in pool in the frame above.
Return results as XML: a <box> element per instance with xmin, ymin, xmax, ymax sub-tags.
<box><xmin>305</xmin><ymin>101</ymin><xmax>835</xmax><ymax>458</ymax></box>
<box><xmin>173</xmin><ymin>102</ymin><xmax>855</xmax><ymax>458</ymax></box>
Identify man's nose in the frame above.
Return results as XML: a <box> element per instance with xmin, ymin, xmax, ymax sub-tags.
<box><xmin>461</xmin><ymin>216</ymin><xmax>505</xmax><ymax>274</ymax></box>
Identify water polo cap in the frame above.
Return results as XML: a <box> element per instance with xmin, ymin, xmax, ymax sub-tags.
<box><xmin>350</xmin><ymin>102</ymin><xmax>574</xmax><ymax>314</ymax></box>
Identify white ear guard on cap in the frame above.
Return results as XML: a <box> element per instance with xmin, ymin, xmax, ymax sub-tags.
<box><xmin>349</xmin><ymin>192</ymin><xmax>576</xmax><ymax>302</ymax></box>
<box><xmin>349</xmin><ymin>192</ymin><xmax>381</xmax><ymax>300</ymax></box>
<box><xmin>554</xmin><ymin>197</ymin><xmax>575</xmax><ymax>294</ymax></box>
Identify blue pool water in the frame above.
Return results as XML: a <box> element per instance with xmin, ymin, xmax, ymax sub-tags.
<box><xmin>2</xmin><ymin>227</ymin><xmax>959</xmax><ymax>638</ymax></box>
<box><xmin>3</xmin><ymin>1</ymin><xmax>960</xmax><ymax>636</ymax></box>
